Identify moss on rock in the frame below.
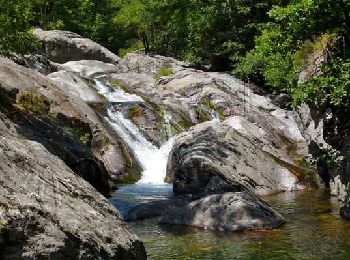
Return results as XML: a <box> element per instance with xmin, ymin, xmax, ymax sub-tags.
<box><xmin>15</xmin><ymin>90</ymin><xmax>50</xmax><ymax>114</ymax></box>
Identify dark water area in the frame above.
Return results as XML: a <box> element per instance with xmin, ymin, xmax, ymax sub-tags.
<box><xmin>110</xmin><ymin>186</ymin><xmax>350</xmax><ymax>259</ymax></box>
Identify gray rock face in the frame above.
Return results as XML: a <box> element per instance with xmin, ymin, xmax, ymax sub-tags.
<box><xmin>294</xmin><ymin>103</ymin><xmax>329</xmax><ymax>151</ymax></box>
<box><xmin>33</xmin><ymin>28</ymin><xmax>120</xmax><ymax>64</ymax></box>
<box><xmin>60</xmin><ymin>60</ymin><xmax>120</xmax><ymax>79</ymax></box>
<box><xmin>167</xmin><ymin>119</ymin><xmax>317</xmax><ymax>197</ymax></box>
<box><xmin>118</xmin><ymin>52</ymin><xmax>187</xmax><ymax>76</ymax></box>
<box><xmin>0</xmin><ymin>57</ymin><xmax>138</xmax><ymax>192</ymax></box>
<box><xmin>10</xmin><ymin>54</ymin><xmax>58</xmax><ymax>75</ymax></box>
<box><xmin>159</xmin><ymin>192</ymin><xmax>285</xmax><ymax>232</ymax></box>
<box><xmin>0</xmin><ymin>112</ymin><xmax>146</xmax><ymax>259</ymax></box>
<box><xmin>294</xmin><ymin>103</ymin><xmax>350</xmax><ymax>201</ymax></box>
<box><xmin>48</xmin><ymin>70</ymin><xmax>103</xmax><ymax>103</ymax></box>
<box><xmin>92</xmin><ymin>53</ymin><xmax>320</xmax><ymax>197</ymax></box>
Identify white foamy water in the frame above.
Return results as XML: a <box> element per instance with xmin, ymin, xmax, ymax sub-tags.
<box><xmin>94</xmin><ymin>78</ymin><xmax>144</xmax><ymax>103</ymax></box>
<box><xmin>106</xmin><ymin>109</ymin><xmax>174</xmax><ymax>184</ymax></box>
<box><xmin>94</xmin><ymin>78</ymin><xmax>174</xmax><ymax>184</ymax></box>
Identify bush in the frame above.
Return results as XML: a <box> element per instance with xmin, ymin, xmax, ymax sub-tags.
<box><xmin>155</xmin><ymin>66</ymin><xmax>173</xmax><ymax>80</ymax></box>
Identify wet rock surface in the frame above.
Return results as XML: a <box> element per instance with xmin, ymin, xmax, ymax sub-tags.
<box><xmin>159</xmin><ymin>192</ymin><xmax>285</xmax><ymax>232</ymax></box>
<box><xmin>126</xmin><ymin>198</ymin><xmax>188</xmax><ymax>221</ymax></box>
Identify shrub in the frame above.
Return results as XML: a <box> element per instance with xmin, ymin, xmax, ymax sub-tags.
<box><xmin>155</xmin><ymin>66</ymin><xmax>173</xmax><ymax>80</ymax></box>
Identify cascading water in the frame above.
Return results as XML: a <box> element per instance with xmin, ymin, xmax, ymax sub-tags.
<box><xmin>94</xmin><ymin>78</ymin><xmax>144</xmax><ymax>103</ymax></box>
<box><xmin>93</xmin><ymin>78</ymin><xmax>174</xmax><ymax>184</ymax></box>
<box><xmin>106</xmin><ymin>109</ymin><xmax>174</xmax><ymax>184</ymax></box>
<box><xmin>164</xmin><ymin>111</ymin><xmax>173</xmax><ymax>137</ymax></box>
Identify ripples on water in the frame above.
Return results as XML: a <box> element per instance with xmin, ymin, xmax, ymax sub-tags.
<box><xmin>110</xmin><ymin>186</ymin><xmax>350</xmax><ymax>259</ymax></box>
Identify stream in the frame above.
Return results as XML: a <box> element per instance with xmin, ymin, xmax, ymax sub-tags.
<box><xmin>111</xmin><ymin>188</ymin><xmax>350</xmax><ymax>259</ymax></box>
<box><xmin>93</xmin><ymin>76</ymin><xmax>350</xmax><ymax>259</ymax></box>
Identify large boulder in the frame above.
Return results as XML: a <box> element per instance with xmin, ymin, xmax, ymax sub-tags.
<box><xmin>109</xmin><ymin>54</ymin><xmax>318</xmax><ymax>147</ymax></box>
<box><xmin>0</xmin><ymin>112</ymin><xmax>146</xmax><ymax>259</ymax></box>
<box><xmin>159</xmin><ymin>192</ymin><xmax>285</xmax><ymax>232</ymax></box>
<box><xmin>33</xmin><ymin>28</ymin><xmax>120</xmax><ymax>64</ymax></box>
<box><xmin>167</xmin><ymin>119</ymin><xmax>317</xmax><ymax>197</ymax></box>
<box><xmin>48</xmin><ymin>70</ymin><xmax>103</xmax><ymax>103</ymax></box>
<box><xmin>0</xmin><ymin>57</ymin><xmax>138</xmax><ymax>191</ymax></box>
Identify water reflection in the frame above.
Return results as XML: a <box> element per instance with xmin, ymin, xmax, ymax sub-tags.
<box><xmin>110</xmin><ymin>187</ymin><xmax>350</xmax><ymax>259</ymax></box>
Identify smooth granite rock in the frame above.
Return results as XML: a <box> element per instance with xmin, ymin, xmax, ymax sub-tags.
<box><xmin>160</xmin><ymin>192</ymin><xmax>285</xmax><ymax>232</ymax></box>
<box><xmin>0</xmin><ymin>112</ymin><xmax>146</xmax><ymax>259</ymax></box>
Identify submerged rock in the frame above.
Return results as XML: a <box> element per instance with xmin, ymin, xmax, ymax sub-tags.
<box><xmin>126</xmin><ymin>198</ymin><xmax>188</xmax><ymax>221</ymax></box>
<box><xmin>33</xmin><ymin>28</ymin><xmax>120</xmax><ymax>64</ymax></box>
<box><xmin>340</xmin><ymin>199</ymin><xmax>350</xmax><ymax>220</ymax></box>
<box><xmin>0</xmin><ymin>112</ymin><xmax>146</xmax><ymax>259</ymax></box>
<box><xmin>159</xmin><ymin>192</ymin><xmax>285</xmax><ymax>232</ymax></box>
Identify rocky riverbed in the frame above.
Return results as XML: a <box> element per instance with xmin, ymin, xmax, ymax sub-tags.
<box><xmin>1</xmin><ymin>28</ymin><xmax>350</xmax><ymax>259</ymax></box>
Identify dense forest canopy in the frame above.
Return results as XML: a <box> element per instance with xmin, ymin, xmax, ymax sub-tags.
<box><xmin>1</xmin><ymin>0</ymin><xmax>349</xmax><ymax>108</ymax></box>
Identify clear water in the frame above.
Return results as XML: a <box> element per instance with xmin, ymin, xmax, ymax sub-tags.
<box><xmin>110</xmin><ymin>187</ymin><xmax>350</xmax><ymax>259</ymax></box>
<box><xmin>109</xmin><ymin>184</ymin><xmax>173</xmax><ymax>216</ymax></box>
<box><xmin>95</xmin><ymin>72</ymin><xmax>350</xmax><ymax>259</ymax></box>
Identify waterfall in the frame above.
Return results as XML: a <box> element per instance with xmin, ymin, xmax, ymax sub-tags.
<box><xmin>106</xmin><ymin>109</ymin><xmax>174</xmax><ymax>184</ymax></box>
<box><xmin>93</xmin><ymin>78</ymin><xmax>144</xmax><ymax>103</ymax></box>
<box><xmin>94</xmin><ymin>78</ymin><xmax>174</xmax><ymax>184</ymax></box>
<box><xmin>164</xmin><ymin>111</ymin><xmax>173</xmax><ymax>138</ymax></box>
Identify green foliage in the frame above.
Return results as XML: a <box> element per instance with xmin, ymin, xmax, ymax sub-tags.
<box><xmin>0</xmin><ymin>1</ymin><xmax>40</xmax><ymax>55</ymax></box>
<box><xmin>292</xmin><ymin>59</ymin><xmax>350</xmax><ymax>106</ymax></box>
<box><xmin>114</xmin><ymin>0</ymin><xmax>279</xmax><ymax>67</ymax></box>
<box><xmin>65</xmin><ymin>126</ymin><xmax>92</xmax><ymax>145</ymax></box>
<box><xmin>155</xmin><ymin>66</ymin><xmax>173</xmax><ymax>80</ymax></box>
<box><xmin>2</xmin><ymin>0</ymin><xmax>350</xmax><ymax>110</ymax></box>
<box><xmin>0</xmin><ymin>0</ymin><xmax>121</xmax><ymax>54</ymax></box>
<box><xmin>118</xmin><ymin>40</ymin><xmax>144</xmax><ymax>57</ymax></box>
<box><xmin>238</xmin><ymin>0</ymin><xmax>350</xmax><ymax>107</ymax></box>
<box><xmin>79</xmin><ymin>133</ymin><xmax>91</xmax><ymax>145</ymax></box>
<box><xmin>128</xmin><ymin>105</ymin><xmax>144</xmax><ymax>118</ymax></box>
<box><xmin>195</xmin><ymin>107</ymin><xmax>210</xmax><ymax>123</ymax></box>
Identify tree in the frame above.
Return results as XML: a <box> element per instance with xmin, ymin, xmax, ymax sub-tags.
<box><xmin>237</xmin><ymin>0</ymin><xmax>350</xmax><ymax>106</ymax></box>
<box><xmin>0</xmin><ymin>0</ymin><xmax>39</xmax><ymax>55</ymax></box>
<box><xmin>114</xmin><ymin>0</ymin><xmax>281</xmax><ymax>69</ymax></box>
